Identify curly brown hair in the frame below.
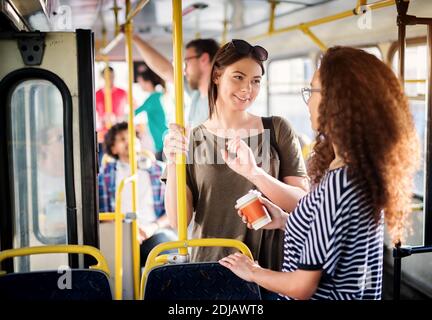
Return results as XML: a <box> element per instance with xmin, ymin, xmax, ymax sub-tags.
<box><xmin>308</xmin><ymin>46</ymin><xmax>420</xmax><ymax>244</ymax></box>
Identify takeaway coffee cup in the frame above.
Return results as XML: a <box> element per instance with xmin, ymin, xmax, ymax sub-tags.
<box><xmin>236</xmin><ymin>190</ymin><xmax>272</xmax><ymax>230</ymax></box>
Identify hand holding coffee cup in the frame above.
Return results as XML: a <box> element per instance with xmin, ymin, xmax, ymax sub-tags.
<box><xmin>236</xmin><ymin>193</ymin><xmax>289</xmax><ymax>230</ymax></box>
<box><xmin>236</xmin><ymin>190</ymin><xmax>272</xmax><ymax>230</ymax></box>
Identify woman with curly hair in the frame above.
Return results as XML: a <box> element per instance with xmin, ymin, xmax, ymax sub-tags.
<box><xmin>219</xmin><ymin>46</ymin><xmax>420</xmax><ymax>300</ymax></box>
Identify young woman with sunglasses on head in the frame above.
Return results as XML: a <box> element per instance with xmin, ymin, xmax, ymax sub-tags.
<box><xmin>162</xmin><ymin>39</ymin><xmax>309</xmax><ymax>273</ymax></box>
<box><xmin>219</xmin><ymin>46</ymin><xmax>420</xmax><ymax>300</ymax></box>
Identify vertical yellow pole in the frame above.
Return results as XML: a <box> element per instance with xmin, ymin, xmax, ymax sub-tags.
<box><xmin>173</xmin><ymin>0</ymin><xmax>188</xmax><ymax>255</ymax></box>
<box><xmin>114</xmin><ymin>181</ymin><xmax>124</xmax><ymax>300</ymax></box>
<box><xmin>102</xmin><ymin>28</ymin><xmax>113</xmax><ymax>129</ymax></box>
<box><xmin>125</xmin><ymin>0</ymin><xmax>141</xmax><ymax>299</ymax></box>
<box><xmin>113</xmin><ymin>0</ymin><xmax>120</xmax><ymax>36</ymax></box>
<box><xmin>268</xmin><ymin>1</ymin><xmax>277</xmax><ymax>34</ymax></box>
<box><xmin>221</xmin><ymin>1</ymin><xmax>228</xmax><ymax>45</ymax></box>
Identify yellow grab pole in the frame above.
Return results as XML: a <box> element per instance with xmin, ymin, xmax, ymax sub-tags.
<box><xmin>113</xmin><ymin>179</ymin><xmax>125</xmax><ymax>300</ymax></box>
<box><xmin>173</xmin><ymin>0</ymin><xmax>188</xmax><ymax>256</ymax></box>
<box><xmin>355</xmin><ymin>0</ymin><xmax>368</xmax><ymax>15</ymax></box>
<box><xmin>405</xmin><ymin>79</ymin><xmax>426</xmax><ymax>83</ymax></box>
<box><xmin>99</xmin><ymin>212</ymin><xmax>125</xmax><ymax>221</ymax></box>
<box><xmin>126</xmin><ymin>0</ymin><xmax>150</xmax><ymax>23</ymax></box>
<box><xmin>300</xmin><ymin>25</ymin><xmax>327</xmax><ymax>52</ymax></box>
<box><xmin>113</xmin><ymin>0</ymin><xmax>120</xmax><ymax>36</ymax></box>
<box><xmin>0</xmin><ymin>245</ymin><xmax>111</xmax><ymax>276</ymax></box>
<box><xmin>139</xmin><ymin>238</ymin><xmax>254</xmax><ymax>299</ymax></box>
<box><xmin>124</xmin><ymin>0</ymin><xmax>141</xmax><ymax>300</ymax></box>
<box><xmin>268</xmin><ymin>1</ymin><xmax>277</xmax><ymax>34</ymax></box>
<box><xmin>249</xmin><ymin>0</ymin><xmax>395</xmax><ymax>42</ymax></box>
<box><xmin>113</xmin><ymin>175</ymin><xmax>137</xmax><ymax>300</ymax></box>
<box><xmin>221</xmin><ymin>1</ymin><xmax>229</xmax><ymax>45</ymax></box>
<box><xmin>102</xmin><ymin>28</ymin><xmax>113</xmax><ymax>129</ymax></box>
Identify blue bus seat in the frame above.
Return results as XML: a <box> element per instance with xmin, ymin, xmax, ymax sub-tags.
<box><xmin>0</xmin><ymin>269</ymin><xmax>112</xmax><ymax>300</ymax></box>
<box><xmin>144</xmin><ymin>262</ymin><xmax>261</xmax><ymax>300</ymax></box>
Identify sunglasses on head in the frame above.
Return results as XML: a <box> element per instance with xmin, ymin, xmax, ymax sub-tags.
<box><xmin>230</xmin><ymin>39</ymin><xmax>268</xmax><ymax>61</ymax></box>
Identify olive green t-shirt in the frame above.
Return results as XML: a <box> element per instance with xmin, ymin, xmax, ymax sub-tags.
<box><xmin>162</xmin><ymin>116</ymin><xmax>307</xmax><ymax>271</ymax></box>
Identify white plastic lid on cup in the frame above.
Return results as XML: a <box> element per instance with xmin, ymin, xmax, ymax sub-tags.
<box><xmin>236</xmin><ymin>190</ymin><xmax>262</xmax><ymax>209</ymax></box>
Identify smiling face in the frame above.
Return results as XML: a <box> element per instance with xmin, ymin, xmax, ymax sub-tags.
<box><xmin>214</xmin><ymin>57</ymin><xmax>262</xmax><ymax>112</ymax></box>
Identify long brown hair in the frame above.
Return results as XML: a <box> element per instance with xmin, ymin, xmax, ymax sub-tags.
<box><xmin>208</xmin><ymin>40</ymin><xmax>265</xmax><ymax>118</ymax></box>
<box><xmin>308</xmin><ymin>46</ymin><xmax>420</xmax><ymax>244</ymax></box>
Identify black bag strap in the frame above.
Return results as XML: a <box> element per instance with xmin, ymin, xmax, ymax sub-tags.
<box><xmin>262</xmin><ymin>116</ymin><xmax>280</xmax><ymax>158</ymax></box>
<box><xmin>261</xmin><ymin>116</ymin><xmax>282</xmax><ymax>181</ymax></box>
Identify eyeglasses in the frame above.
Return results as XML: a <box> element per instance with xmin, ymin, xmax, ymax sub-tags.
<box><xmin>230</xmin><ymin>39</ymin><xmax>268</xmax><ymax>61</ymax></box>
<box><xmin>184</xmin><ymin>54</ymin><xmax>202</xmax><ymax>63</ymax></box>
<box><xmin>301</xmin><ymin>87</ymin><xmax>321</xmax><ymax>104</ymax></box>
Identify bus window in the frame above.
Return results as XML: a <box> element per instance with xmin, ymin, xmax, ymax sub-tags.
<box><xmin>360</xmin><ymin>46</ymin><xmax>383</xmax><ymax>60</ymax></box>
<box><xmin>392</xmin><ymin>44</ymin><xmax>427</xmax><ymax>197</ymax></box>
<box><xmin>9</xmin><ymin>80</ymin><xmax>68</xmax><ymax>271</ymax></box>
<box><xmin>391</xmin><ymin>44</ymin><xmax>427</xmax><ymax>246</ymax></box>
<box><xmin>268</xmin><ymin>57</ymin><xmax>315</xmax><ymax>143</ymax></box>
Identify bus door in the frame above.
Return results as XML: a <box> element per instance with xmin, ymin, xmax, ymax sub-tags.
<box><xmin>0</xmin><ymin>30</ymin><xmax>98</xmax><ymax>273</ymax></box>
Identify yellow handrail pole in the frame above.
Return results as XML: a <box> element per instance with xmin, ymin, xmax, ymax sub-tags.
<box><xmin>113</xmin><ymin>179</ymin><xmax>125</xmax><ymax>300</ymax></box>
<box><xmin>124</xmin><ymin>0</ymin><xmax>141</xmax><ymax>300</ymax></box>
<box><xmin>139</xmin><ymin>238</ymin><xmax>254</xmax><ymax>299</ymax></box>
<box><xmin>100</xmin><ymin>0</ymin><xmax>149</xmax><ymax>55</ymax></box>
<box><xmin>113</xmin><ymin>0</ymin><xmax>120</xmax><ymax>36</ymax></box>
<box><xmin>0</xmin><ymin>245</ymin><xmax>110</xmax><ymax>276</ymax></box>
<box><xmin>99</xmin><ymin>212</ymin><xmax>125</xmax><ymax>221</ymax></box>
<box><xmin>126</xmin><ymin>0</ymin><xmax>150</xmax><ymax>22</ymax></box>
<box><xmin>355</xmin><ymin>0</ymin><xmax>368</xmax><ymax>15</ymax></box>
<box><xmin>105</xmin><ymin>174</ymin><xmax>136</xmax><ymax>300</ymax></box>
<box><xmin>405</xmin><ymin>79</ymin><xmax>426</xmax><ymax>83</ymax></box>
<box><xmin>249</xmin><ymin>0</ymin><xmax>395</xmax><ymax>42</ymax></box>
<box><xmin>102</xmin><ymin>27</ymin><xmax>113</xmax><ymax>129</ymax></box>
<box><xmin>300</xmin><ymin>25</ymin><xmax>327</xmax><ymax>52</ymax></box>
<box><xmin>173</xmin><ymin>0</ymin><xmax>188</xmax><ymax>256</ymax></box>
<box><xmin>221</xmin><ymin>1</ymin><xmax>229</xmax><ymax>45</ymax></box>
<box><xmin>268</xmin><ymin>1</ymin><xmax>277</xmax><ymax>34</ymax></box>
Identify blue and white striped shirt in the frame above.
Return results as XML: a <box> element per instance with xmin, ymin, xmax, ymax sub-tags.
<box><xmin>281</xmin><ymin>166</ymin><xmax>384</xmax><ymax>300</ymax></box>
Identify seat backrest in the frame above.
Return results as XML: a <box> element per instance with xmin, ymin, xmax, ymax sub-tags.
<box><xmin>0</xmin><ymin>269</ymin><xmax>112</xmax><ymax>300</ymax></box>
<box><xmin>144</xmin><ymin>262</ymin><xmax>261</xmax><ymax>300</ymax></box>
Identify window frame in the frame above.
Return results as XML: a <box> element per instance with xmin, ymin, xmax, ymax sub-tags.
<box><xmin>0</xmin><ymin>68</ymin><xmax>77</xmax><ymax>272</ymax></box>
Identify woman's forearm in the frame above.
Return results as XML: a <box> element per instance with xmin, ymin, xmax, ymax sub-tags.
<box><xmin>252</xmin><ymin>268</ymin><xmax>320</xmax><ymax>300</ymax></box>
<box><xmin>246</xmin><ymin>167</ymin><xmax>307</xmax><ymax>212</ymax></box>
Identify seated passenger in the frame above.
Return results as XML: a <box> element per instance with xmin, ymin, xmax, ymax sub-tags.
<box><xmin>219</xmin><ymin>46</ymin><xmax>420</xmax><ymax>300</ymax></box>
<box><xmin>98</xmin><ymin>122</ymin><xmax>176</xmax><ymax>266</ymax></box>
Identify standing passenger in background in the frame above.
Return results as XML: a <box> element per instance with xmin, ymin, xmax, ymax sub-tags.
<box><xmin>132</xmin><ymin>34</ymin><xmax>219</xmax><ymax>128</ymax></box>
<box><xmin>95</xmin><ymin>66</ymin><xmax>128</xmax><ymax>166</ymax></box>
<box><xmin>135</xmin><ymin>68</ymin><xmax>168</xmax><ymax>161</ymax></box>
<box><xmin>219</xmin><ymin>47</ymin><xmax>420</xmax><ymax>300</ymax></box>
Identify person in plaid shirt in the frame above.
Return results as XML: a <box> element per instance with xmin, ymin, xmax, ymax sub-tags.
<box><xmin>98</xmin><ymin>122</ymin><xmax>176</xmax><ymax>266</ymax></box>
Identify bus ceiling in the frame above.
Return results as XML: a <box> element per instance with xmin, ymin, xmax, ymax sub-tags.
<box><xmin>2</xmin><ymin>1</ymin><xmax>432</xmax><ymax>59</ymax></box>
